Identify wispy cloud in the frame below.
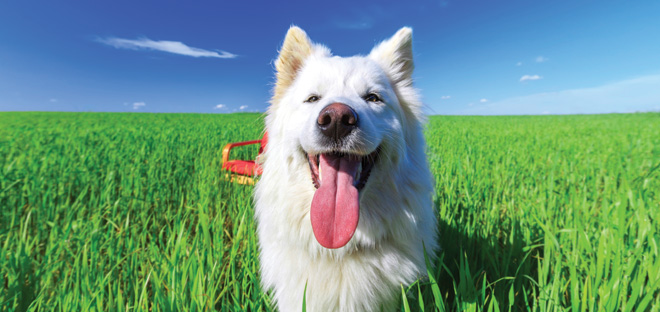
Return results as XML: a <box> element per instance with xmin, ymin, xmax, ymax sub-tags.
<box><xmin>49</xmin><ymin>98</ymin><xmax>58</xmax><ymax>103</ymax></box>
<box><xmin>332</xmin><ymin>5</ymin><xmax>387</xmax><ymax>30</ymax></box>
<box><xmin>480</xmin><ymin>98</ymin><xmax>488</xmax><ymax>103</ymax></box>
<box><xmin>535</xmin><ymin>56</ymin><xmax>549</xmax><ymax>63</ymax></box>
<box><xmin>441</xmin><ymin>95</ymin><xmax>451</xmax><ymax>100</ymax></box>
<box><xmin>460</xmin><ymin>74</ymin><xmax>660</xmax><ymax>115</ymax></box>
<box><xmin>133</xmin><ymin>102</ymin><xmax>146</xmax><ymax>110</ymax></box>
<box><xmin>516</xmin><ymin>62</ymin><xmax>523</xmax><ymax>66</ymax></box>
<box><xmin>214</xmin><ymin>104</ymin><xmax>226</xmax><ymax>109</ymax></box>
<box><xmin>239</xmin><ymin>105</ymin><xmax>248</xmax><ymax>110</ymax></box>
<box><xmin>520</xmin><ymin>74</ymin><xmax>543</xmax><ymax>82</ymax></box>
<box><xmin>97</xmin><ymin>37</ymin><xmax>237</xmax><ymax>59</ymax></box>
<box><xmin>335</xmin><ymin>20</ymin><xmax>375</xmax><ymax>30</ymax></box>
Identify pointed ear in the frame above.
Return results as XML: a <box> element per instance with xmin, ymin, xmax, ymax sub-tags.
<box><xmin>369</xmin><ymin>27</ymin><xmax>414</xmax><ymax>86</ymax></box>
<box><xmin>273</xmin><ymin>26</ymin><xmax>313</xmax><ymax>102</ymax></box>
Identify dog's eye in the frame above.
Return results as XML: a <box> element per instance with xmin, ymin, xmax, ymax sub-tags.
<box><xmin>364</xmin><ymin>93</ymin><xmax>381</xmax><ymax>103</ymax></box>
<box><xmin>305</xmin><ymin>95</ymin><xmax>320</xmax><ymax>103</ymax></box>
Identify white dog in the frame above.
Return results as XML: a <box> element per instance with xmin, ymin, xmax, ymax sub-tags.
<box><xmin>254</xmin><ymin>26</ymin><xmax>437</xmax><ymax>312</ymax></box>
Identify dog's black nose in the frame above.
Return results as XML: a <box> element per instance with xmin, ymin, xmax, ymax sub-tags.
<box><xmin>317</xmin><ymin>103</ymin><xmax>358</xmax><ymax>140</ymax></box>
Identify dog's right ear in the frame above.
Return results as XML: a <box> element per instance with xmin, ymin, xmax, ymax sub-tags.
<box><xmin>369</xmin><ymin>27</ymin><xmax>414</xmax><ymax>87</ymax></box>
<box><xmin>273</xmin><ymin>26</ymin><xmax>313</xmax><ymax>102</ymax></box>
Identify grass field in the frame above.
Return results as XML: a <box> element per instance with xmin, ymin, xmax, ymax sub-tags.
<box><xmin>1</xmin><ymin>112</ymin><xmax>659</xmax><ymax>311</ymax></box>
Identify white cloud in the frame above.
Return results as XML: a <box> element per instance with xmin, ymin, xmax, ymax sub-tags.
<box><xmin>97</xmin><ymin>37</ymin><xmax>237</xmax><ymax>59</ymax></box>
<box><xmin>480</xmin><ymin>98</ymin><xmax>488</xmax><ymax>103</ymax></box>
<box><xmin>214</xmin><ymin>104</ymin><xmax>226</xmax><ymax>109</ymax></box>
<box><xmin>460</xmin><ymin>74</ymin><xmax>660</xmax><ymax>115</ymax></box>
<box><xmin>133</xmin><ymin>102</ymin><xmax>146</xmax><ymax>110</ymax></box>
<box><xmin>516</xmin><ymin>62</ymin><xmax>523</xmax><ymax>66</ymax></box>
<box><xmin>520</xmin><ymin>75</ymin><xmax>542</xmax><ymax>82</ymax></box>
<box><xmin>49</xmin><ymin>98</ymin><xmax>58</xmax><ymax>103</ymax></box>
<box><xmin>441</xmin><ymin>95</ymin><xmax>451</xmax><ymax>100</ymax></box>
<box><xmin>535</xmin><ymin>56</ymin><xmax>549</xmax><ymax>63</ymax></box>
<box><xmin>239</xmin><ymin>105</ymin><xmax>248</xmax><ymax>110</ymax></box>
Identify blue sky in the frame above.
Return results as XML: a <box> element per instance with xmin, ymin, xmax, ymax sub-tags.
<box><xmin>1</xmin><ymin>1</ymin><xmax>659</xmax><ymax>115</ymax></box>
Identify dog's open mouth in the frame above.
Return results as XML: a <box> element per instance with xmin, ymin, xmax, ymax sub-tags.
<box><xmin>307</xmin><ymin>150</ymin><xmax>378</xmax><ymax>191</ymax></box>
<box><xmin>306</xmin><ymin>149</ymin><xmax>379</xmax><ymax>249</ymax></box>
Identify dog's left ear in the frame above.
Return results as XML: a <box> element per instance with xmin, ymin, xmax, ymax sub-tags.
<box><xmin>369</xmin><ymin>27</ymin><xmax>414</xmax><ymax>86</ymax></box>
<box><xmin>273</xmin><ymin>26</ymin><xmax>313</xmax><ymax>103</ymax></box>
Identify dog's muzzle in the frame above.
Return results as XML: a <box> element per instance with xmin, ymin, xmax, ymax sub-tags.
<box><xmin>306</xmin><ymin>102</ymin><xmax>382</xmax><ymax>249</ymax></box>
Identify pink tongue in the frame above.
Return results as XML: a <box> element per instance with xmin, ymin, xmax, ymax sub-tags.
<box><xmin>310</xmin><ymin>154</ymin><xmax>360</xmax><ymax>249</ymax></box>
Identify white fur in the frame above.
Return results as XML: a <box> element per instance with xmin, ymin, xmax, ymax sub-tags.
<box><xmin>255</xmin><ymin>26</ymin><xmax>437</xmax><ymax>312</ymax></box>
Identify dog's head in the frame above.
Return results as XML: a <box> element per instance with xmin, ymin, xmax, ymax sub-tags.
<box><xmin>264</xmin><ymin>26</ymin><xmax>426</xmax><ymax>249</ymax></box>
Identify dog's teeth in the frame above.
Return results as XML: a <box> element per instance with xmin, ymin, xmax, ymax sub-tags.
<box><xmin>319</xmin><ymin>164</ymin><xmax>322</xmax><ymax>182</ymax></box>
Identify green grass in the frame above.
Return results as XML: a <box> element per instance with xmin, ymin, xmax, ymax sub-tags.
<box><xmin>1</xmin><ymin>112</ymin><xmax>659</xmax><ymax>311</ymax></box>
